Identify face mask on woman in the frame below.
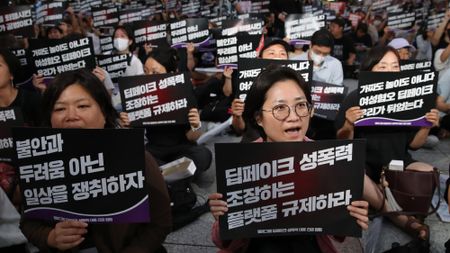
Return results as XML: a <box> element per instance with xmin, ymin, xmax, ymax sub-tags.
<box><xmin>114</xmin><ymin>38</ymin><xmax>129</xmax><ymax>52</ymax></box>
<box><xmin>310</xmin><ymin>50</ymin><xmax>325</xmax><ymax>66</ymax></box>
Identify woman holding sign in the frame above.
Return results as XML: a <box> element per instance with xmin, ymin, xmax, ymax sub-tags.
<box><xmin>20</xmin><ymin>69</ymin><xmax>172</xmax><ymax>253</ymax></box>
<box><xmin>0</xmin><ymin>49</ymin><xmax>36</xmax><ymax>253</ymax></box>
<box><xmin>335</xmin><ymin>45</ymin><xmax>439</xmax><ymax>241</ymax></box>
<box><xmin>208</xmin><ymin>66</ymin><xmax>369</xmax><ymax>252</ymax></box>
<box><xmin>112</xmin><ymin>25</ymin><xmax>145</xmax><ymax>76</ymax></box>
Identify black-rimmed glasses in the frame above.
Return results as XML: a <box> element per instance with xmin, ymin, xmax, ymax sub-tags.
<box><xmin>261</xmin><ymin>101</ymin><xmax>312</xmax><ymax>121</ymax></box>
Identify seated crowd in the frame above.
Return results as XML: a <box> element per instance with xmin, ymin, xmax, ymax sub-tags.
<box><xmin>1</xmin><ymin>0</ymin><xmax>450</xmax><ymax>252</ymax></box>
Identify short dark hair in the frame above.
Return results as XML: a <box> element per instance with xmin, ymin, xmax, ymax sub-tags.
<box><xmin>0</xmin><ymin>48</ymin><xmax>21</xmax><ymax>84</ymax></box>
<box><xmin>243</xmin><ymin>66</ymin><xmax>311</xmax><ymax>140</ymax></box>
<box><xmin>360</xmin><ymin>45</ymin><xmax>400</xmax><ymax>71</ymax></box>
<box><xmin>46</xmin><ymin>25</ymin><xmax>63</xmax><ymax>37</ymax></box>
<box><xmin>42</xmin><ymin>69</ymin><xmax>119</xmax><ymax>128</ymax></box>
<box><xmin>145</xmin><ymin>46</ymin><xmax>180</xmax><ymax>73</ymax></box>
<box><xmin>331</xmin><ymin>18</ymin><xmax>346</xmax><ymax>28</ymax></box>
<box><xmin>259</xmin><ymin>38</ymin><xmax>291</xmax><ymax>57</ymax></box>
<box><xmin>356</xmin><ymin>23</ymin><xmax>368</xmax><ymax>34</ymax></box>
<box><xmin>311</xmin><ymin>29</ymin><xmax>334</xmax><ymax>49</ymax></box>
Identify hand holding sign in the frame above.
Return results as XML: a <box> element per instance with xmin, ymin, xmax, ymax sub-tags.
<box><xmin>345</xmin><ymin>106</ymin><xmax>364</xmax><ymax>125</ymax></box>
<box><xmin>347</xmin><ymin>201</ymin><xmax>369</xmax><ymax>230</ymax></box>
<box><xmin>209</xmin><ymin>192</ymin><xmax>228</xmax><ymax>221</ymax></box>
<box><xmin>188</xmin><ymin>108</ymin><xmax>201</xmax><ymax>130</ymax></box>
<box><xmin>47</xmin><ymin>220</ymin><xmax>88</xmax><ymax>251</ymax></box>
<box><xmin>424</xmin><ymin>109</ymin><xmax>440</xmax><ymax>129</ymax></box>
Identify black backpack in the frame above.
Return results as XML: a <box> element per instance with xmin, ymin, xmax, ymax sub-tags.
<box><xmin>167</xmin><ymin>178</ymin><xmax>208</xmax><ymax>230</ymax></box>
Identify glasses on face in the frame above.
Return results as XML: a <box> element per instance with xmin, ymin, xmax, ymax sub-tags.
<box><xmin>261</xmin><ymin>101</ymin><xmax>312</xmax><ymax>121</ymax></box>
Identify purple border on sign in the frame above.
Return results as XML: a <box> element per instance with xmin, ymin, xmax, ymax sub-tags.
<box><xmin>24</xmin><ymin>197</ymin><xmax>150</xmax><ymax>223</ymax></box>
<box><xmin>171</xmin><ymin>36</ymin><xmax>212</xmax><ymax>49</ymax></box>
<box><xmin>355</xmin><ymin>116</ymin><xmax>431</xmax><ymax>127</ymax></box>
<box><xmin>217</xmin><ymin>63</ymin><xmax>237</xmax><ymax>69</ymax></box>
<box><xmin>290</xmin><ymin>39</ymin><xmax>311</xmax><ymax>45</ymax></box>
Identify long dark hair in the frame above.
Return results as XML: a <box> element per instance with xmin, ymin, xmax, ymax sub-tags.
<box><xmin>360</xmin><ymin>45</ymin><xmax>400</xmax><ymax>71</ymax></box>
<box><xmin>243</xmin><ymin>66</ymin><xmax>311</xmax><ymax>140</ymax></box>
<box><xmin>0</xmin><ymin>48</ymin><xmax>21</xmax><ymax>85</ymax></box>
<box><xmin>42</xmin><ymin>69</ymin><xmax>119</xmax><ymax>128</ymax></box>
<box><xmin>145</xmin><ymin>46</ymin><xmax>180</xmax><ymax>73</ymax></box>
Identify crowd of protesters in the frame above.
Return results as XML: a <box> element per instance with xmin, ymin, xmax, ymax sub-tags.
<box><xmin>1</xmin><ymin>0</ymin><xmax>450</xmax><ymax>252</ymax></box>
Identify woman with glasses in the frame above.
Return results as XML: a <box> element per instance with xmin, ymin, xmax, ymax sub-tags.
<box><xmin>208</xmin><ymin>66</ymin><xmax>369</xmax><ymax>253</ymax></box>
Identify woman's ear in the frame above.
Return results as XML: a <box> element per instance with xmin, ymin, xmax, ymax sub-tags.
<box><xmin>310</xmin><ymin>107</ymin><xmax>314</xmax><ymax>118</ymax></box>
<box><xmin>255</xmin><ymin>113</ymin><xmax>263</xmax><ymax>126</ymax></box>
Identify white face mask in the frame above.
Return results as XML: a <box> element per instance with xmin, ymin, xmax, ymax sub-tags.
<box><xmin>373</xmin><ymin>20</ymin><xmax>381</xmax><ymax>26</ymax></box>
<box><xmin>310</xmin><ymin>50</ymin><xmax>325</xmax><ymax>66</ymax></box>
<box><xmin>114</xmin><ymin>38</ymin><xmax>129</xmax><ymax>52</ymax></box>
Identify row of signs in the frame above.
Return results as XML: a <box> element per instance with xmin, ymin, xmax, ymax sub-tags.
<box><xmin>8</xmin><ymin>35</ymin><xmax>436</xmax><ymax>130</ymax></box>
<box><xmin>1</xmin><ymin>125</ymin><xmax>365</xmax><ymax>238</ymax></box>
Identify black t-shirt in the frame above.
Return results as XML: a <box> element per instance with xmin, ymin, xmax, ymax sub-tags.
<box><xmin>352</xmin><ymin>33</ymin><xmax>372</xmax><ymax>48</ymax></box>
<box><xmin>145</xmin><ymin>124</ymin><xmax>191</xmax><ymax>147</ymax></box>
<box><xmin>335</xmin><ymin>90</ymin><xmax>417</xmax><ymax>182</ymax></box>
<box><xmin>9</xmin><ymin>88</ymin><xmax>42</xmax><ymax>126</ymax></box>
<box><xmin>332</xmin><ymin>35</ymin><xmax>356</xmax><ymax>63</ymax></box>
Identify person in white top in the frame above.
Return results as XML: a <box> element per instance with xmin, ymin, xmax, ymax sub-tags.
<box><xmin>112</xmin><ymin>25</ymin><xmax>144</xmax><ymax>76</ymax></box>
<box><xmin>291</xmin><ymin>29</ymin><xmax>344</xmax><ymax>86</ymax></box>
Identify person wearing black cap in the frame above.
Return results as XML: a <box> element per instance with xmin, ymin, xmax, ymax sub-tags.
<box><xmin>329</xmin><ymin>18</ymin><xmax>356</xmax><ymax>67</ymax></box>
<box><xmin>292</xmin><ymin>29</ymin><xmax>343</xmax><ymax>86</ymax></box>
<box><xmin>228</xmin><ymin>38</ymin><xmax>291</xmax><ymax>141</ymax></box>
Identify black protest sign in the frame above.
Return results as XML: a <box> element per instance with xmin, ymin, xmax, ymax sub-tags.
<box><xmin>387</xmin><ymin>4</ymin><xmax>403</xmax><ymax>14</ymax></box>
<box><xmin>166</xmin><ymin>0</ymin><xmax>179</xmax><ymax>11</ymax></box>
<box><xmin>10</xmin><ymin>48</ymin><xmax>28</xmax><ymax>66</ymax></box>
<box><xmin>96</xmin><ymin>54</ymin><xmax>129</xmax><ymax>83</ymax></box>
<box><xmin>250</xmin><ymin>0</ymin><xmax>270</xmax><ymax>14</ymax></box>
<box><xmin>10</xmin><ymin>48</ymin><xmax>33</xmax><ymax>81</ymax></box>
<box><xmin>0</xmin><ymin>6</ymin><xmax>33</xmax><ymax>37</ymax></box>
<box><xmin>215</xmin><ymin>140</ymin><xmax>365</xmax><ymax>240</ymax></box>
<box><xmin>99</xmin><ymin>35</ymin><xmax>113</xmax><ymax>54</ymax></box>
<box><xmin>311</xmin><ymin>81</ymin><xmax>347</xmax><ymax>121</ymax></box>
<box><xmin>140</xmin><ymin>8</ymin><xmax>154</xmax><ymax>20</ymax></box>
<box><xmin>216</xmin><ymin>33</ymin><xmax>262</xmax><ymax>69</ymax></box>
<box><xmin>356</xmin><ymin>71</ymin><xmax>437</xmax><ymax>127</ymax></box>
<box><xmin>80</xmin><ymin>0</ymin><xmax>102</xmax><ymax>13</ymax></box>
<box><xmin>427</xmin><ymin>12</ymin><xmax>445</xmax><ymax>30</ymax></box>
<box><xmin>388</xmin><ymin>12</ymin><xmax>416</xmax><ymax>30</ymax></box>
<box><xmin>169</xmin><ymin>18</ymin><xmax>210</xmax><ymax>48</ymax></box>
<box><xmin>221</xmin><ymin>18</ymin><xmax>264</xmax><ymax>36</ymax></box>
<box><xmin>400</xmin><ymin>60</ymin><xmax>433</xmax><ymax>72</ymax></box>
<box><xmin>119</xmin><ymin>8</ymin><xmax>144</xmax><ymax>24</ymax></box>
<box><xmin>237</xmin><ymin>13</ymin><xmax>265</xmax><ymax>21</ymax></box>
<box><xmin>236</xmin><ymin>58</ymin><xmax>312</xmax><ymax>101</ymax></box>
<box><xmin>13</xmin><ymin>128</ymin><xmax>149</xmax><ymax>223</ymax></box>
<box><xmin>209</xmin><ymin>15</ymin><xmax>227</xmax><ymax>28</ymax></box>
<box><xmin>92</xmin><ymin>7</ymin><xmax>119</xmax><ymax>29</ymax></box>
<box><xmin>181</xmin><ymin>0</ymin><xmax>201</xmax><ymax>17</ymax></box>
<box><xmin>133</xmin><ymin>20</ymin><xmax>168</xmax><ymax>47</ymax></box>
<box><xmin>0</xmin><ymin>108</ymin><xmax>23</xmax><ymax>162</ymax></box>
<box><xmin>323</xmin><ymin>10</ymin><xmax>336</xmax><ymax>21</ymax></box>
<box><xmin>35</xmin><ymin>1</ymin><xmax>65</xmax><ymax>25</ymax></box>
<box><xmin>371</xmin><ymin>0</ymin><xmax>392</xmax><ymax>12</ymax></box>
<box><xmin>29</xmin><ymin>37</ymin><xmax>96</xmax><ymax>77</ymax></box>
<box><xmin>285</xmin><ymin>14</ymin><xmax>326</xmax><ymax>43</ymax></box>
<box><xmin>118</xmin><ymin>72</ymin><xmax>197</xmax><ymax>126</ymax></box>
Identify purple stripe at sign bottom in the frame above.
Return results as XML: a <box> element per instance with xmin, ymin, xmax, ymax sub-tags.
<box><xmin>355</xmin><ymin>117</ymin><xmax>431</xmax><ymax>127</ymax></box>
<box><xmin>23</xmin><ymin>197</ymin><xmax>150</xmax><ymax>223</ymax></box>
